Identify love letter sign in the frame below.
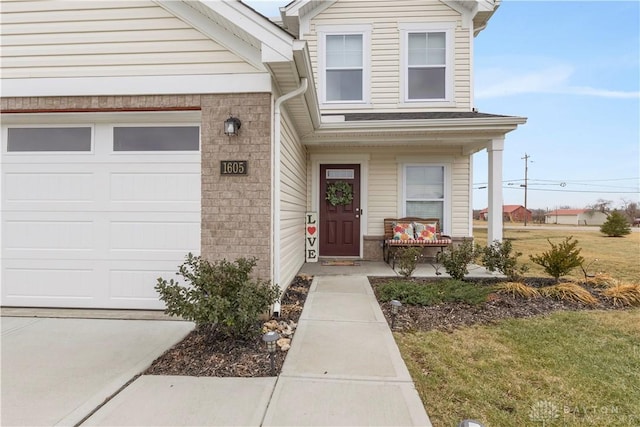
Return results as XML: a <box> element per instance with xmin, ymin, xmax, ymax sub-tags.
<box><xmin>305</xmin><ymin>212</ymin><xmax>318</xmax><ymax>262</ymax></box>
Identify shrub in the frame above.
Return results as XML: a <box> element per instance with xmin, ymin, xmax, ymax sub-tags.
<box><xmin>600</xmin><ymin>284</ymin><xmax>640</xmax><ymax>306</ymax></box>
<box><xmin>529</xmin><ymin>236</ymin><xmax>585</xmax><ymax>282</ymax></box>
<box><xmin>439</xmin><ymin>239</ymin><xmax>476</xmax><ymax>281</ymax></box>
<box><xmin>494</xmin><ymin>281</ymin><xmax>540</xmax><ymax>298</ymax></box>
<box><xmin>396</xmin><ymin>247</ymin><xmax>423</xmax><ymax>278</ymax></box>
<box><xmin>477</xmin><ymin>239</ymin><xmax>529</xmax><ymax>281</ymax></box>
<box><xmin>376</xmin><ymin>279</ymin><xmax>491</xmax><ymax>306</ymax></box>
<box><xmin>155</xmin><ymin>253</ymin><xmax>280</xmax><ymax>339</ymax></box>
<box><xmin>600</xmin><ymin>211</ymin><xmax>631</xmax><ymax>237</ymax></box>
<box><xmin>579</xmin><ymin>258</ymin><xmax>599</xmax><ymax>282</ymax></box>
<box><xmin>539</xmin><ymin>283</ymin><xmax>598</xmax><ymax>305</ymax></box>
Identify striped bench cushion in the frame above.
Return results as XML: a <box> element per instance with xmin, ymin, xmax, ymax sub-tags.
<box><xmin>386</xmin><ymin>238</ymin><xmax>451</xmax><ymax>246</ymax></box>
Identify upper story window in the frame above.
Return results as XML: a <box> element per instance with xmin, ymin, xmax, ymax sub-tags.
<box><xmin>318</xmin><ymin>25</ymin><xmax>371</xmax><ymax>107</ymax></box>
<box><xmin>400</xmin><ymin>23</ymin><xmax>454</xmax><ymax>104</ymax></box>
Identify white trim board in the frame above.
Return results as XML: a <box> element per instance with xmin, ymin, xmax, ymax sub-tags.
<box><xmin>1</xmin><ymin>74</ymin><xmax>273</xmax><ymax>97</ymax></box>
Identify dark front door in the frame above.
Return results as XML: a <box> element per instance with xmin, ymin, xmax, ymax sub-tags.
<box><xmin>320</xmin><ymin>164</ymin><xmax>361</xmax><ymax>257</ymax></box>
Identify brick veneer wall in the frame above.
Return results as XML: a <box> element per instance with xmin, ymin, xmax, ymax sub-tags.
<box><xmin>1</xmin><ymin>94</ymin><xmax>273</xmax><ymax>280</ymax></box>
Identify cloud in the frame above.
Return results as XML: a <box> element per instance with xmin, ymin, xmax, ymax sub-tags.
<box><xmin>475</xmin><ymin>64</ymin><xmax>640</xmax><ymax>99</ymax></box>
<box><xmin>560</xmin><ymin>86</ymin><xmax>640</xmax><ymax>99</ymax></box>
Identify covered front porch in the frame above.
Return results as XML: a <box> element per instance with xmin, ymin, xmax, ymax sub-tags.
<box><xmin>298</xmin><ymin>259</ymin><xmax>501</xmax><ymax>279</ymax></box>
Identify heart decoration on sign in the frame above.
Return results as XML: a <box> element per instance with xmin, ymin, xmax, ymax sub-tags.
<box><xmin>307</xmin><ymin>226</ymin><xmax>316</xmax><ymax>235</ymax></box>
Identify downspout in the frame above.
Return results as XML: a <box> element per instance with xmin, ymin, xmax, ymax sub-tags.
<box><xmin>273</xmin><ymin>77</ymin><xmax>309</xmax><ymax>291</ymax></box>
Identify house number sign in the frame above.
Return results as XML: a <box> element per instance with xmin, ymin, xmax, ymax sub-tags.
<box><xmin>220</xmin><ymin>160</ymin><xmax>248</xmax><ymax>175</ymax></box>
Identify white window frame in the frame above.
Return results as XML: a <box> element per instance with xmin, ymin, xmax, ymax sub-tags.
<box><xmin>317</xmin><ymin>24</ymin><xmax>371</xmax><ymax>108</ymax></box>
<box><xmin>2</xmin><ymin>124</ymin><xmax>95</xmax><ymax>155</ymax></box>
<box><xmin>399</xmin><ymin>162</ymin><xmax>451</xmax><ymax>234</ymax></box>
<box><xmin>110</xmin><ymin>124</ymin><xmax>200</xmax><ymax>153</ymax></box>
<box><xmin>399</xmin><ymin>22</ymin><xmax>455</xmax><ymax>105</ymax></box>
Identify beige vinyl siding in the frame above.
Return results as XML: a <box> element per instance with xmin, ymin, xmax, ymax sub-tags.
<box><xmin>1</xmin><ymin>0</ymin><xmax>261</xmax><ymax>79</ymax></box>
<box><xmin>367</xmin><ymin>153</ymin><xmax>398</xmax><ymax>235</ymax></box>
<box><xmin>308</xmin><ymin>146</ymin><xmax>471</xmax><ymax>238</ymax></box>
<box><xmin>280</xmin><ymin>109</ymin><xmax>308</xmax><ymax>289</ymax></box>
<box><xmin>306</xmin><ymin>0</ymin><xmax>471</xmax><ymax>112</ymax></box>
<box><xmin>450</xmin><ymin>157</ymin><xmax>471</xmax><ymax>236</ymax></box>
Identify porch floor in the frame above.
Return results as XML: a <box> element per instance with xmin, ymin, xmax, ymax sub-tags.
<box><xmin>298</xmin><ymin>260</ymin><xmax>502</xmax><ymax>279</ymax></box>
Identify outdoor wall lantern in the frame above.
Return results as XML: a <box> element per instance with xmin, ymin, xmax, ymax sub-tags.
<box><xmin>390</xmin><ymin>300</ymin><xmax>402</xmax><ymax>330</ymax></box>
<box><xmin>224</xmin><ymin>116</ymin><xmax>241</xmax><ymax>136</ymax></box>
<box><xmin>262</xmin><ymin>331</ymin><xmax>279</xmax><ymax>375</ymax></box>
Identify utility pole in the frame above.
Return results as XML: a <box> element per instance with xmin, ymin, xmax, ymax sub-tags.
<box><xmin>522</xmin><ymin>153</ymin><xmax>530</xmax><ymax>226</ymax></box>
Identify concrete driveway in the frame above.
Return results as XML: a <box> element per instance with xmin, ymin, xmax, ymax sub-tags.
<box><xmin>1</xmin><ymin>316</ymin><xmax>194</xmax><ymax>427</ymax></box>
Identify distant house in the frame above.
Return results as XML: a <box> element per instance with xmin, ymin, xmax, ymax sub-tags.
<box><xmin>479</xmin><ymin>205</ymin><xmax>532</xmax><ymax>223</ymax></box>
<box><xmin>545</xmin><ymin>209</ymin><xmax>608</xmax><ymax>226</ymax></box>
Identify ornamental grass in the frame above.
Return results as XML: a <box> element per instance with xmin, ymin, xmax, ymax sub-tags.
<box><xmin>600</xmin><ymin>283</ymin><xmax>640</xmax><ymax>307</ymax></box>
<box><xmin>584</xmin><ymin>272</ymin><xmax>619</xmax><ymax>288</ymax></box>
<box><xmin>538</xmin><ymin>282</ymin><xmax>598</xmax><ymax>305</ymax></box>
<box><xmin>493</xmin><ymin>281</ymin><xmax>540</xmax><ymax>299</ymax></box>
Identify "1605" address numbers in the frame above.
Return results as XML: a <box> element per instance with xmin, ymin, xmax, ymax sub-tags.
<box><xmin>220</xmin><ymin>160</ymin><xmax>248</xmax><ymax>175</ymax></box>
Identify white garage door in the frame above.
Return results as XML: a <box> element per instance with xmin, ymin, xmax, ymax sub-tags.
<box><xmin>1</xmin><ymin>117</ymin><xmax>200</xmax><ymax>309</ymax></box>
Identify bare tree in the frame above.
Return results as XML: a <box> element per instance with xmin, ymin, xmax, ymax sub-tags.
<box><xmin>586</xmin><ymin>199</ymin><xmax>612</xmax><ymax>214</ymax></box>
<box><xmin>531</xmin><ymin>208</ymin><xmax>546</xmax><ymax>224</ymax></box>
<box><xmin>619</xmin><ymin>199</ymin><xmax>639</xmax><ymax>223</ymax></box>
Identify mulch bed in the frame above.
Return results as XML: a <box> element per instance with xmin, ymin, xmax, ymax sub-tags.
<box><xmin>371</xmin><ymin>276</ymin><xmax>626</xmax><ymax>333</ymax></box>
<box><xmin>145</xmin><ymin>274</ymin><xmax>630</xmax><ymax>377</ymax></box>
<box><xmin>144</xmin><ymin>274</ymin><xmax>312</xmax><ymax>378</ymax></box>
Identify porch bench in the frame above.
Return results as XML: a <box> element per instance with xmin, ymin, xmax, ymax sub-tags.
<box><xmin>383</xmin><ymin>217</ymin><xmax>452</xmax><ymax>269</ymax></box>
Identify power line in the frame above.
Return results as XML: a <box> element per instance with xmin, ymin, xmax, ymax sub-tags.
<box><xmin>474</xmin><ymin>177</ymin><xmax>638</xmax><ymax>185</ymax></box>
<box><xmin>502</xmin><ymin>187</ymin><xmax>639</xmax><ymax>194</ymax></box>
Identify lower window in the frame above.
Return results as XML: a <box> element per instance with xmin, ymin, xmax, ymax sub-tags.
<box><xmin>404</xmin><ymin>165</ymin><xmax>445</xmax><ymax>225</ymax></box>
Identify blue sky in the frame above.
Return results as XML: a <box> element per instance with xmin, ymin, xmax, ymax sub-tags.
<box><xmin>246</xmin><ymin>0</ymin><xmax>640</xmax><ymax>211</ymax></box>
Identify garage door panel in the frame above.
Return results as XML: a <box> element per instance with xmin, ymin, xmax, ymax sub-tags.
<box><xmin>107</xmin><ymin>153</ymin><xmax>199</xmax><ymax>165</ymax></box>
<box><xmin>4</xmin><ymin>172</ymin><xmax>95</xmax><ymax>202</ymax></box>
<box><xmin>109</xmin><ymin>201</ymin><xmax>200</xmax><ymax>213</ymax></box>
<box><xmin>107</xmin><ymin>257</ymin><xmax>192</xmax><ymax>309</ymax></box>
<box><xmin>110</xmin><ymin>172</ymin><xmax>199</xmax><ymax>202</ymax></box>
<box><xmin>4</xmin><ymin>219</ymin><xmax>95</xmax><ymax>250</ymax></box>
<box><xmin>109</xmin><ymin>269</ymin><xmax>172</xmax><ymax>310</ymax></box>
<box><xmin>110</xmin><ymin>221</ymin><xmax>199</xmax><ymax>253</ymax></box>
<box><xmin>3</xmin><ymin>263</ymin><xmax>95</xmax><ymax>300</ymax></box>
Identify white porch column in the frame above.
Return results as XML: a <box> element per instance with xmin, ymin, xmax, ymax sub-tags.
<box><xmin>487</xmin><ymin>138</ymin><xmax>504</xmax><ymax>243</ymax></box>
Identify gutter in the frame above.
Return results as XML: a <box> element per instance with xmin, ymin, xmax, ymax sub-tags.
<box><xmin>318</xmin><ymin>116</ymin><xmax>527</xmax><ymax>129</ymax></box>
<box><xmin>272</xmin><ymin>77</ymin><xmax>309</xmax><ymax>290</ymax></box>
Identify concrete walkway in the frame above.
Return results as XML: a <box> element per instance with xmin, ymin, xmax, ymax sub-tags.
<box><xmin>82</xmin><ymin>275</ymin><xmax>432</xmax><ymax>426</ymax></box>
<box><xmin>262</xmin><ymin>275</ymin><xmax>432</xmax><ymax>426</ymax></box>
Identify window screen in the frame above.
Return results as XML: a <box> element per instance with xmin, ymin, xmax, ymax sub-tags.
<box><xmin>325</xmin><ymin>34</ymin><xmax>364</xmax><ymax>102</ymax></box>
<box><xmin>405</xmin><ymin>165</ymin><xmax>445</xmax><ymax>225</ymax></box>
<box><xmin>113</xmin><ymin>126</ymin><xmax>199</xmax><ymax>151</ymax></box>
<box><xmin>7</xmin><ymin>127</ymin><xmax>92</xmax><ymax>152</ymax></box>
<box><xmin>407</xmin><ymin>32</ymin><xmax>446</xmax><ymax>100</ymax></box>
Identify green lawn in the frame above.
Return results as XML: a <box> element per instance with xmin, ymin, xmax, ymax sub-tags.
<box><xmin>397</xmin><ymin>310</ymin><xmax>640</xmax><ymax>427</ymax></box>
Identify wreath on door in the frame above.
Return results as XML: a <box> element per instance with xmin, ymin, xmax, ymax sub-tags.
<box><xmin>326</xmin><ymin>181</ymin><xmax>353</xmax><ymax>206</ymax></box>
